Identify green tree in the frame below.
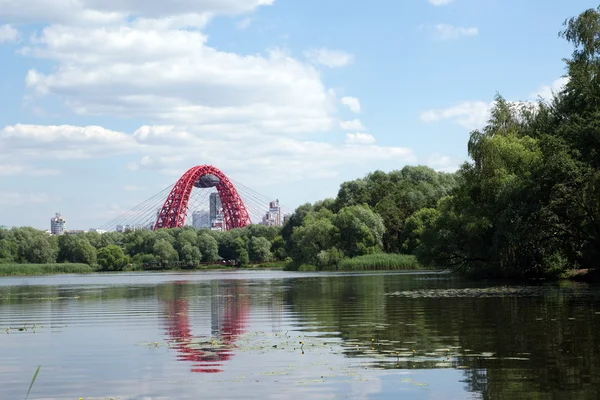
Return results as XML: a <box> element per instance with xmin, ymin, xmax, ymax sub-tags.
<box><xmin>248</xmin><ymin>236</ymin><xmax>272</xmax><ymax>262</ymax></box>
<box><xmin>197</xmin><ymin>232</ymin><xmax>219</xmax><ymax>262</ymax></box>
<box><xmin>153</xmin><ymin>239</ymin><xmax>179</xmax><ymax>264</ymax></box>
<box><xmin>0</xmin><ymin>239</ymin><xmax>18</xmax><ymax>263</ymax></box>
<box><xmin>400</xmin><ymin>207</ymin><xmax>440</xmax><ymax>254</ymax></box>
<box><xmin>97</xmin><ymin>245</ymin><xmax>128</xmax><ymax>271</ymax></box>
<box><xmin>334</xmin><ymin>205</ymin><xmax>385</xmax><ymax>257</ymax></box>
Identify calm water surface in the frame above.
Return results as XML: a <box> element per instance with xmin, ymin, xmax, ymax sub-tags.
<box><xmin>1</xmin><ymin>270</ymin><xmax>599</xmax><ymax>399</ymax></box>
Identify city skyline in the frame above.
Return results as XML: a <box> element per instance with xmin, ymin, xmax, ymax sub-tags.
<box><xmin>40</xmin><ymin>192</ymin><xmax>289</xmax><ymax>233</ymax></box>
<box><xmin>0</xmin><ymin>0</ymin><xmax>589</xmax><ymax>229</ymax></box>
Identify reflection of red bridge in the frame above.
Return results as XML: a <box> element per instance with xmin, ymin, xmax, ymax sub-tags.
<box><xmin>164</xmin><ymin>282</ymin><xmax>250</xmax><ymax>373</ymax></box>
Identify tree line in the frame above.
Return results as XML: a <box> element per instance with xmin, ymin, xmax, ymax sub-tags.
<box><xmin>0</xmin><ymin>164</ymin><xmax>456</xmax><ymax>272</ymax></box>
<box><xmin>0</xmin><ymin>225</ymin><xmax>282</xmax><ymax>270</ymax></box>
<box><xmin>1</xmin><ymin>6</ymin><xmax>598</xmax><ymax>278</ymax></box>
<box><xmin>283</xmin><ymin>6</ymin><xmax>600</xmax><ymax>278</ymax></box>
<box><xmin>412</xmin><ymin>7</ymin><xmax>600</xmax><ymax>278</ymax></box>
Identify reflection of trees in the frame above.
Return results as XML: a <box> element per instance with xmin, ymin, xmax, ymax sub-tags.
<box><xmin>286</xmin><ymin>276</ymin><xmax>600</xmax><ymax>399</ymax></box>
<box><xmin>163</xmin><ymin>281</ymin><xmax>249</xmax><ymax>373</ymax></box>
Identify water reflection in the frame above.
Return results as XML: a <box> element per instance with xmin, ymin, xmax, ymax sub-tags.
<box><xmin>1</xmin><ymin>271</ymin><xmax>600</xmax><ymax>399</ymax></box>
<box><xmin>163</xmin><ymin>280</ymin><xmax>249</xmax><ymax>373</ymax></box>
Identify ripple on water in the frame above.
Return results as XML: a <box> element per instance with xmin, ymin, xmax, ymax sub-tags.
<box><xmin>0</xmin><ymin>271</ymin><xmax>599</xmax><ymax>399</ymax></box>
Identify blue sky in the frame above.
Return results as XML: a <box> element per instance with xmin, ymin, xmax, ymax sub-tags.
<box><xmin>0</xmin><ymin>0</ymin><xmax>596</xmax><ymax>230</ymax></box>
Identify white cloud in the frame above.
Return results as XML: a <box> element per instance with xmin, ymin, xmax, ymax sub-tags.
<box><xmin>429</xmin><ymin>0</ymin><xmax>454</xmax><ymax>5</ymax></box>
<box><xmin>341</xmin><ymin>96</ymin><xmax>361</xmax><ymax>113</ymax></box>
<box><xmin>0</xmin><ymin>124</ymin><xmax>415</xmax><ymax>186</ymax></box>
<box><xmin>0</xmin><ymin>24</ymin><xmax>18</xmax><ymax>43</ymax></box>
<box><xmin>123</xmin><ymin>185</ymin><xmax>147</xmax><ymax>192</ymax></box>
<box><xmin>420</xmin><ymin>76</ymin><xmax>566</xmax><ymax>131</ymax></box>
<box><xmin>0</xmin><ymin>0</ymin><xmax>422</xmax><ymax>227</ymax></box>
<box><xmin>0</xmin><ymin>124</ymin><xmax>138</xmax><ymax>159</ymax></box>
<box><xmin>345</xmin><ymin>133</ymin><xmax>375</xmax><ymax>144</ymax></box>
<box><xmin>304</xmin><ymin>48</ymin><xmax>354</xmax><ymax>68</ymax></box>
<box><xmin>434</xmin><ymin>24</ymin><xmax>478</xmax><ymax>40</ymax></box>
<box><xmin>236</xmin><ymin>17</ymin><xmax>253</xmax><ymax>29</ymax></box>
<box><xmin>0</xmin><ymin>0</ymin><xmax>273</xmax><ymax>25</ymax></box>
<box><xmin>340</xmin><ymin>119</ymin><xmax>366</xmax><ymax>131</ymax></box>
<box><xmin>427</xmin><ymin>154</ymin><xmax>460</xmax><ymax>173</ymax></box>
<box><xmin>21</xmin><ymin>25</ymin><xmax>336</xmax><ymax>133</ymax></box>
<box><xmin>421</xmin><ymin>100</ymin><xmax>539</xmax><ymax>131</ymax></box>
<box><xmin>530</xmin><ymin>77</ymin><xmax>569</xmax><ymax>101</ymax></box>
<box><xmin>420</xmin><ymin>101</ymin><xmax>490</xmax><ymax>130</ymax></box>
<box><xmin>0</xmin><ymin>164</ymin><xmax>60</xmax><ymax>176</ymax></box>
<box><xmin>0</xmin><ymin>191</ymin><xmax>59</xmax><ymax>205</ymax></box>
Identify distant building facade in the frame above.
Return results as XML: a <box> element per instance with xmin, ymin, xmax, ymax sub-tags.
<box><xmin>116</xmin><ymin>224</ymin><xmax>148</xmax><ymax>233</ymax></box>
<box><xmin>209</xmin><ymin>192</ymin><xmax>225</xmax><ymax>230</ymax></box>
<box><xmin>262</xmin><ymin>200</ymin><xmax>282</xmax><ymax>227</ymax></box>
<box><xmin>50</xmin><ymin>213</ymin><xmax>66</xmax><ymax>235</ymax></box>
<box><xmin>192</xmin><ymin>211</ymin><xmax>210</xmax><ymax>229</ymax></box>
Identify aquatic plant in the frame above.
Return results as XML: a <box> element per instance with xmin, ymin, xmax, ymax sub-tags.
<box><xmin>337</xmin><ymin>253</ymin><xmax>421</xmax><ymax>271</ymax></box>
<box><xmin>24</xmin><ymin>365</ymin><xmax>40</xmax><ymax>400</ymax></box>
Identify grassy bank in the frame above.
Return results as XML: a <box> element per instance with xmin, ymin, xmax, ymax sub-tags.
<box><xmin>338</xmin><ymin>253</ymin><xmax>421</xmax><ymax>271</ymax></box>
<box><xmin>0</xmin><ymin>263</ymin><xmax>95</xmax><ymax>276</ymax></box>
<box><xmin>286</xmin><ymin>253</ymin><xmax>423</xmax><ymax>272</ymax></box>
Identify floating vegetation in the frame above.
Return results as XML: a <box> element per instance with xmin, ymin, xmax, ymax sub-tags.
<box><xmin>3</xmin><ymin>322</ymin><xmax>43</xmax><ymax>334</ymax></box>
<box><xmin>385</xmin><ymin>286</ymin><xmax>549</xmax><ymax>298</ymax></box>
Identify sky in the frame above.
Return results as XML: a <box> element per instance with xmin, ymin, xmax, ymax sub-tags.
<box><xmin>0</xmin><ymin>0</ymin><xmax>597</xmax><ymax>230</ymax></box>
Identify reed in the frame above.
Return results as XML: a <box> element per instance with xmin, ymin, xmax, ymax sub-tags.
<box><xmin>0</xmin><ymin>263</ymin><xmax>94</xmax><ymax>276</ymax></box>
<box><xmin>338</xmin><ymin>253</ymin><xmax>421</xmax><ymax>271</ymax></box>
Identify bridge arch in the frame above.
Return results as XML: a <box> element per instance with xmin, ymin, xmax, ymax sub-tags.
<box><xmin>154</xmin><ymin>165</ymin><xmax>251</xmax><ymax>230</ymax></box>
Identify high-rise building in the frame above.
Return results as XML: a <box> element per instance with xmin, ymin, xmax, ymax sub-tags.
<box><xmin>192</xmin><ymin>210</ymin><xmax>210</xmax><ymax>229</ymax></box>
<box><xmin>209</xmin><ymin>192</ymin><xmax>223</xmax><ymax>227</ymax></box>
<box><xmin>50</xmin><ymin>213</ymin><xmax>66</xmax><ymax>235</ymax></box>
<box><xmin>262</xmin><ymin>199</ymin><xmax>282</xmax><ymax>227</ymax></box>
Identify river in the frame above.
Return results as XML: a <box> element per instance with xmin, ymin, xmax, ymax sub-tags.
<box><xmin>1</xmin><ymin>270</ymin><xmax>599</xmax><ymax>399</ymax></box>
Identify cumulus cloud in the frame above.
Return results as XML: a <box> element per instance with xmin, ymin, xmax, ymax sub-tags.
<box><xmin>530</xmin><ymin>76</ymin><xmax>569</xmax><ymax>101</ymax></box>
<box><xmin>305</xmin><ymin>48</ymin><xmax>354</xmax><ymax>68</ymax></box>
<box><xmin>421</xmin><ymin>77</ymin><xmax>566</xmax><ymax>131</ymax></box>
<box><xmin>434</xmin><ymin>24</ymin><xmax>478</xmax><ymax>40</ymax></box>
<box><xmin>345</xmin><ymin>133</ymin><xmax>375</xmax><ymax>144</ymax></box>
<box><xmin>429</xmin><ymin>0</ymin><xmax>454</xmax><ymax>5</ymax></box>
<box><xmin>0</xmin><ymin>0</ymin><xmax>273</xmax><ymax>25</ymax></box>
<box><xmin>0</xmin><ymin>0</ymin><xmax>420</xmax><ymax>221</ymax></box>
<box><xmin>341</xmin><ymin>96</ymin><xmax>361</xmax><ymax>113</ymax></box>
<box><xmin>236</xmin><ymin>17</ymin><xmax>253</xmax><ymax>29</ymax></box>
<box><xmin>0</xmin><ymin>24</ymin><xmax>18</xmax><ymax>43</ymax></box>
<box><xmin>0</xmin><ymin>191</ymin><xmax>59</xmax><ymax>205</ymax></box>
<box><xmin>22</xmin><ymin>25</ymin><xmax>336</xmax><ymax>133</ymax></box>
<box><xmin>420</xmin><ymin>101</ymin><xmax>490</xmax><ymax>130</ymax></box>
<box><xmin>427</xmin><ymin>154</ymin><xmax>460</xmax><ymax>173</ymax></box>
<box><xmin>340</xmin><ymin>119</ymin><xmax>366</xmax><ymax>131</ymax></box>
<box><xmin>123</xmin><ymin>185</ymin><xmax>147</xmax><ymax>192</ymax></box>
<box><xmin>0</xmin><ymin>164</ymin><xmax>60</xmax><ymax>176</ymax></box>
<box><xmin>0</xmin><ymin>124</ymin><xmax>415</xmax><ymax>185</ymax></box>
<box><xmin>0</xmin><ymin>124</ymin><xmax>138</xmax><ymax>159</ymax></box>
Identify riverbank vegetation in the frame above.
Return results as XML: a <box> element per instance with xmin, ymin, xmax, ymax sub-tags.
<box><xmin>0</xmin><ymin>263</ymin><xmax>94</xmax><ymax>276</ymax></box>
<box><xmin>1</xmin><ymin>7</ymin><xmax>598</xmax><ymax>279</ymax></box>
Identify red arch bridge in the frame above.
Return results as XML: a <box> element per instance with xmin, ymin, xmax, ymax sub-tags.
<box><xmin>100</xmin><ymin>165</ymin><xmax>293</xmax><ymax>232</ymax></box>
